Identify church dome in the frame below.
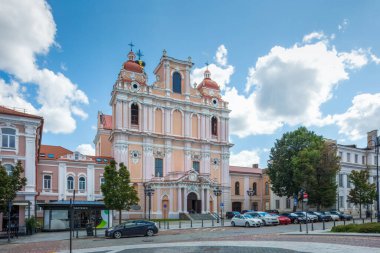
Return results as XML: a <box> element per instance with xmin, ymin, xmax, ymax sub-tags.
<box><xmin>197</xmin><ymin>69</ymin><xmax>220</xmax><ymax>90</ymax></box>
<box><xmin>123</xmin><ymin>51</ymin><xmax>143</xmax><ymax>73</ymax></box>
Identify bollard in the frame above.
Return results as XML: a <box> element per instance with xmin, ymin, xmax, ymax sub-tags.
<box><xmin>159</xmin><ymin>221</ymin><xmax>161</xmax><ymax>229</ymax></box>
<box><xmin>362</xmin><ymin>219</ymin><xmax>365</xmax><ymax>224</ymax></box>
<box><xmin>322</xmin><ymin>220</ymin><xmax>325</xmax><ymax>230</ymax></box>
<box><xmin>191</xmin><ymin>219</ymin><xmax>193</xmax><ymax>228</ymax></box>
<box><xmin>371</xmin><ymin>216</ymin><xmax>373</xmax><ymax>223</ymax></box>
<box><xmin>222</xmin><ymin>218</ymin><xmax>224</xmax><ymax>226</ymax></box>
<box><xmin>212</xmin><ymin>219</ymin><xmax>214</xmax><ymax>227</ymax></box>
<box><xmin>344</xmin><ymin>220</ymin><xmax>346</xmax><ymax>226</ymax></box>
<box><xmin>202</xmin><ymin>219</ymin><xmax>204</xmax><ymax>227</ymax></box>
<box><xmin>311</xmin><ymin>220</ymin><xmax>314</xmax><ymax>231</ymax></box>
<box><xmin>333</xmin><ymin>220</ymin><xmax>336</xmax><ymax>227</ymax></box>
<box><xmin>299</xmin><ymin>222</ymin><xmax>302</xmax><ymax>232</ymax></box>
<box><xmin>179</xmin><ymin>221</ymin><xmax>181</xmax><ymax>229</ymax></box>
<box><xmin>167</xmin><ymin>221</ymin><xmax>170</xmax><ymax>229</ymax></box>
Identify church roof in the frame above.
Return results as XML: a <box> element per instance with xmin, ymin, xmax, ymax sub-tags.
<box><xmin>229</xmin><ymin>166</ymin><xmax>262</xmax><ymax>175</ymax></box>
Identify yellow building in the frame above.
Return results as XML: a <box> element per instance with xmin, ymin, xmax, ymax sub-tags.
<box><xmin>95</xmin><ymin>50</ymin><xmax>233</xmax><ymax>218</ymax></box>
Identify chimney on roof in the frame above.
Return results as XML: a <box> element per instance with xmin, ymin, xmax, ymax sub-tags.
<box><xmin>252</xmin><ymin>164</ymin><xmax>259</xmax><ymax>169</ymax></box>
<box><xmin>367</xmin><ymin>130</ymin><xmax>378</xmax><ymax>149</ymax></box>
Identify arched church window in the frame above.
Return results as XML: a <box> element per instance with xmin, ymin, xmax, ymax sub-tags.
<box><xmin>131</xmin><ymin>103</ymin><xmax>139</xmax><ymax>125</ymax></box>
<box><xmin>155</xmin><ymin>158</ymin><xmax>163</xmax><ymax>177</ymax></box>
<box><xmin>67</xmin><ymin>176</ymin><xmax>74</xmax><ymax>190</ymax></box>
<box><xmin>172</xmin><ymin>72</ymin><xmax>181</xmax><ymax>94</ymax></box>
<box><xmin>211</xmin><ymin>116</ymin><xmax>218</xmax><ymax>136</ymax></box>
<box><xmin>235</xmin><ymin>182</ymin><xmax>240</xmax><ymax>195</ymax></box>
<box><xmin>252</xmin><ymin>182</ymin><xmax>257</xmax><ymax>195</ymax></box>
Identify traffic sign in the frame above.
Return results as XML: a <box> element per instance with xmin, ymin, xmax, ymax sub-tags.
<box><xmin>220</xmin><ymin>202</ymin><xmax>224</xmax><ymax>207</ymax></box>
<box><xmin>303</xmin><ymin>192</ymin><xmax>308</xmax><ymax>202</ymax></box>
<box><xmin>294</xmin><ymin>196</ymin><xmax>298</xmax><ymax>206</ymax></box>
<box><xmin>163</xmin><ymin>204</ymin><xmax>167</xmax><ymax>209</ymax></box>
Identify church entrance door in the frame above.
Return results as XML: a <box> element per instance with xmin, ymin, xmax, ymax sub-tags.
<box><xmin>187</xmin><ymin>192</ymin><xmax>201</xmax><ymax>213</ymax></box>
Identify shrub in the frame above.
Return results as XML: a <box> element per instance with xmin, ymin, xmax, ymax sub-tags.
<box><xmin>25</xmin><ymin>216</ymin><xmax>37</xmax><ymax>235</ymax></box>
<box><xmin>331</xmin><ymin>222</ymin><xmax>380</xmax><ymax>233</ymax></box>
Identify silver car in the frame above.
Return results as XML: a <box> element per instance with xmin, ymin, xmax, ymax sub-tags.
<box><xmin>246</xmin><ymin>211</ymin><xmax>279</xmax><ymax>226</ymax></box>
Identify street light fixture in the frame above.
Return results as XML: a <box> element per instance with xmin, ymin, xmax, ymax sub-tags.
<box><xmin>246</xmin><ymin>188</ymin><xmax>256</xmax><ymax>210</ymax></box>
<box><xmin>144</xmin><ymin>185</ymin><xmax>155</xmax><ymax>220</ymax></box>
<box><xmin>213</xmin><ymin>186</ymin><xmax>222</xmax><ymax>223</ymax></box>
<box><xmin>368</xmin><ymin>134</ymin><xmax>380</xmax><ymax>222</ymax></box>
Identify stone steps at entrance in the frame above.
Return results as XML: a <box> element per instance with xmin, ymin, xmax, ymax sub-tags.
<box><xmin>187</xmin><ymin>213</ymin><xmax>216</xmax><ymax>221</ymax></box>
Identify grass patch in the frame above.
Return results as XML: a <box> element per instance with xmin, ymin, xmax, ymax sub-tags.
<box><xmin>331</xmin><ymin>222</ymin><xmax>380</xmax><ymax>233</ymax></box>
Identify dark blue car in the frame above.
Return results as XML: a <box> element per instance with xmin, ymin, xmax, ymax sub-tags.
<box><xmin>105</xmin><ymin>220</ymin><xmax>159</xmax><ymax>239</ymax></box>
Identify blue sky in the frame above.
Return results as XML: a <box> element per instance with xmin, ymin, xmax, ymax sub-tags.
<box><xmin>1</xmin><ymin>0</ymin><xmax>380</xmax><ymax>168</ymax></box>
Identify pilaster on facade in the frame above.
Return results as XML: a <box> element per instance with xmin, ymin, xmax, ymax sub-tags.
<box><xmin>25</xmin><ymin>125</ymin><xmax>37</xmax><ymax>193</ymax></box>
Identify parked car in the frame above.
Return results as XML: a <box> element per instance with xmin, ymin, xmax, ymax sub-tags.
<box><xmin>281</xmin><ymin>213</ymin><xmax>306</xmax><ymax>224</ymax></box>
<box><xmin>105</xmin><ymin>220</ymin><xmax>158</xmax><ymax>239</ymax></box>
<box><xmin>272</xmin><ymin>214</ymin><xmax>291</xmax><ymax>225</ymax></box>
<box><xmin>246</xmin><ymin>211</ymin><xmax>279</xmax><ymax>226</ymax></box>
<box><xmin>330</xmin><ymin>211</ymin><xmax>353</xmax><ymax>221</ymax></box>
<box><xmin>226</xmin><ymin>211</ymin><xmax>241</xmax><ymax>219</ymax></box>
<box><xmin>231</xmin><ymin>214</ymin><xmax>262</xmax><ymax>227</ymax></box>
<box><xmin>241</xmin><ymin>210</ymin><xmax>253</xmax><ymax>214</ymax></box>
<box><xmin>322</xmin><ymin>211</ymin><xmax>340</xmax><ymax>221</ymax></box>
<box><xmin>294</xmin><ymin>212</ymin><xmax>318</xmax><ymax>222</ymax></box>
<box><xmin>307</xmin><ymin>211</ymin><xmax>330</xmax><ymax>222</ymax></box>
<box><xmin>265</xmin><ymin>209</ymin><xmax>280</xmax><ymax>215</ymax></box>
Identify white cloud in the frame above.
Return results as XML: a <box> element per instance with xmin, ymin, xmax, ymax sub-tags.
<box><xmin>0</xmin><ymin>0</ymin><xmax>88</xmax><ymax>134</ymax></box>
<box><xmin>332</xmin><ymin>93</ymin><xmax>380</xmax><ymax>140</ymax></box>
<box><xmin>76</xmin><ymin>144</ymin><xmax>95</xmax><ymax>156</ymax></box>
<box><xmin>370</xmin><ymin>52</ymin><xmax>380</xmax><ymax>64</ymax></box>
<box><xmin>230</xmin><ymin>149</ymin><xmax>260</xmax><ymax>167</ymax></box>
<box><xmin>191</xmin><ymin>45</ymin><xmax>234</xmax><ymax>90</ymax></box>
<box><xmin>223</xmin><ymin>87</ymin><xmax>282</xmax><ymax>137</ymax></box>
<box><xmin>215</xmin><ymin>45</ymin><xmax>228</xmax><ymax>66</ymax></box>
<box><xmin>338</xmin><ymin>19</ymin><xmax>349</xmax><ymax>32</ymax></box>
<box><xmin>0</xmin><ymin>79</ymin><xmax>38</xmax><ymax>114</ymax></box>
<box><xmin>338</xmin><ymin>49</ymin><xmax>368</xmax><ymax>69</ymax></box>
<box><xmin>60</xmin><ymin>63</ymin><xmax>67</xmax><ymax>71</ymax></box>
<box><xmin>302</xmin><ymin>32</ymin><xmax>326</xmax><ymax>43</ymax></box>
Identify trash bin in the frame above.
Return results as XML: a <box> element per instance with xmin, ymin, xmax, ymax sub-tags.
<box><xmin>86</xmin><ymin>223</ymin><xmax>94</xmax><ymax>236</ymax></box>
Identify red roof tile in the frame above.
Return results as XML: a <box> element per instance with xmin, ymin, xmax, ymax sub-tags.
<box><xmin>40</xmin><ymin>145</ymin><xmax>72</xmax><ymax>160</ymax></box>
<box><xmin>229</xmin><ymin>166</ymin><xmax>263</xmax><ymax>175</ymax></box>
<box><xmin>0</xmin><ymin>106</ymin><xmax>42</xmax><ymax>120</ymax></box>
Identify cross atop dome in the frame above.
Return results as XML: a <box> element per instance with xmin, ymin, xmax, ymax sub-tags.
<box><xmin>128</xmin><ymin>41</ymin><xmax>135</xmax><ymax>52</ymax></box>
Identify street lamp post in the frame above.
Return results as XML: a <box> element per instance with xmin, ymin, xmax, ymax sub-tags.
<box><xmin>213</xmin><ymin>186</ymin><xmax>222</xmax><ymax>223</ymax></box>
<box><xmin>368</xmin><ymin>135</ymin><xmax>380</xmax><ymax>222</ymax></box>
<box><xmin>144</xmin><ymin>185</ymin><xmax>155</xmax><ymax>220</ymax></box>
<box><xmin>246</xmin><ymin>188</ymin><xmax>255</xmax><ymax>211</ymax></box>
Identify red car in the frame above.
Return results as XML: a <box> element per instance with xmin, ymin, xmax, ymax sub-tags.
<box><xmin>276</xmin><ymin>215</ymin><xmax>291</xmax><ymax>225</ymax></box>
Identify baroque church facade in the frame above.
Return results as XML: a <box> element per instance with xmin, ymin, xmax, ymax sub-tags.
<box><xmin>94</xmin><ymin>49</ymin><xmax>233</xmax><ymax>218</ymax></box>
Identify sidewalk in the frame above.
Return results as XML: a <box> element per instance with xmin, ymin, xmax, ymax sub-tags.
<box><xmin>283</xmin><ymin>229</ymin><xmax>380</xmax><ymax>237</ymax></box>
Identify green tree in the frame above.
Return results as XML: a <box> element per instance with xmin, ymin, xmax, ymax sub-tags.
<box><xmin>267</xmin><ymin>127</ymin><xmax>339</xmax><ymax>211</ymax></box>
<box><xmin>101</xmin><ymin>161</ymin><xmax>139</xmax><ymax>224</ymax></box>
<box><xmin>303</xmin><ymin>142</ymin><xmax>340</xmax><ymax>210</ymax></box>
<box><xmin>347</xmin><ymin>170</ymin><xmax>376</xmax><ymax>218</ymax></box>
<box><xmin>0</xmin><ymin>161</ymin><xmax>27</xmax><ymax>213</ymax></box>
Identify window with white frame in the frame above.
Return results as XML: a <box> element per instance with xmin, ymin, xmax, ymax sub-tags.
<box><xmin>100</xmin><ymin>177</ymin><xmax>105</xmax><ymax>185</ymax></box>
<box><xmin>355</xmin><ymin>154</ymin><xmax>358</xmax><ymax>163</ymax></box>
<box><xmin>3</xmin><ymin>164</ymin><xmax>14</xmax><ymax>176</ymax></box>
<box><xmin>43</xmin><ymin>175</ymin><xmax>51</xmax><ymax>190</ymax></box>
<box><xmin>67</xmin><ymin>176</ymin><xmax>74</xmax><ymax>190</ymax></box>
<box><xmin>362</xmin><ymin>155</ymin><xmax>366</xmax><ymax>165</ymax></box>
<box><xmin>339</xmin><ymin>152</ymin><xmax>343</xmax><ymax>160</ymax></box>
<box><xmin>79</xmin><ymin>176</ymin><xmax>86</xmax><ymax>191</ymax></box>
<box><xmin>347</xmin><ymin>176</ymin><xmax>351</xmax><ymax>188</ymax></box>
<box><xmin>1</xmin><ymin>128</ymin><xmax>16</xmax><ymax>149</ymax></box>
<box><xmin>339</xmin><ymin>174</ymin><xmax>344</xmax><ymax>187</ymax></box>
<box><xmin>275</xmin><ymin>199</ymin><xmax>280</xmax><ymax>209</ymax></box>
<box><xmin>347</xmin><ymin>153</ymin><xmax>351</xmax><ymax>162</ymax></box>
<box><xmin>339</xmin><ymin>196</ymin><xmax>344</xmax><ymax>208</ymax></box>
